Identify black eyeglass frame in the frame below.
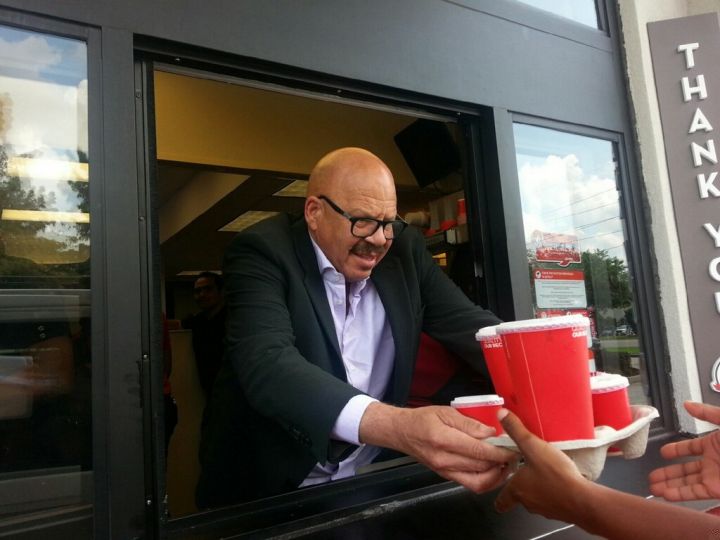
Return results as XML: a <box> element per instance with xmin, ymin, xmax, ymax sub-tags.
<box><xmin>318</xmin><ymin>195</ymin><xmax>408</xmax><ymax>240</ymax></box>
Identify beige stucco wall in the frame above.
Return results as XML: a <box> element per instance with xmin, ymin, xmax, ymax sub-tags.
<box><xmin>617</xmin><ymin>0</ymin><xmax>720</xmax><ymax>433</ymax></box>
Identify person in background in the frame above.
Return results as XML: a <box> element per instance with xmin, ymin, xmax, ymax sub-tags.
<box><xmin>182</xmin><ymin>272</ymin><xmax>226</xmax><ymax>399</ymax></box>
<box><xmin>494</xmin><ymin>401</ymin><xmax>720</xmax><ymax>540</ymax></box>
<box><xmin>197</xmin><ymin>147</ymin><xmax>514</xmax><ymax>507</ymax></box>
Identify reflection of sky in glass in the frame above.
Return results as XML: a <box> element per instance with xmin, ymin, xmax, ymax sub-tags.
<box><xmin>0</xmin><ymin>25</ymin><xmax>86</xmax><ymax>86</ymax></box>
<box><xmin>513</xmin><ymin>123</ymin><xmax>626</xmax><ymax>261</ymax></box>
<box><xmin>513</xmin><ymin>0</ymin><xmax>598</xmax><ymax>28</ymax></box>
<box><xmin>0</xmin><ymin>26</ymin><xmax>87</xmax><ymax>209</ymax></box>
<box><xmin>0</xmin><ymin>25</ymin><xmax>89</xmax><ymax>265</ymax></box>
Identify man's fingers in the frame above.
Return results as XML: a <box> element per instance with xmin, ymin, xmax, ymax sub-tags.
<box><xmin>445</xmin><ymin>408</ymin><xmax>498</xmax><ymax>439</ymax></box>
<box><xmin>445</xmin><ymin>464</ymin><xmax>508</xmax><ymax>494</ymax></box>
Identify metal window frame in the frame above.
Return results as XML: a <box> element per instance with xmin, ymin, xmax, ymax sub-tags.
<box><xmin>0</xmin><ymin>6</ymin><xmax>107</xmax><ymax>538</ymax></box>
<box><xmin>498</xmin><ymin>111</ymin><xmax>675</xmax><ymax>432</ymax></box>
<box><xmin>133</xmin><ymin>39</ymin><xmax>510</xmax><ymax>538</ymax></box>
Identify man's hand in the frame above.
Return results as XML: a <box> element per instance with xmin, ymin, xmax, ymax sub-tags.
<box><xmin>494</xmin><ymin>408</ymin><xmax>590</xmax><ymax>520</ymax></box>
<box><xmin>359</xmin><ymin>402</ymin><xmax>516</xmax><ymax>493</ymax></box>
<box><xmin>649</xmin><ymin>401</ymin><xmax>720</xmax><ymax>501</ymax></box>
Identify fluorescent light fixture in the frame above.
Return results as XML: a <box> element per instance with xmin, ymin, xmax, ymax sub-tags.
<box><xmin>273</xmin><ymin>180</ymin><xmax>308</xmax><ymax>198</ymax></box>
<box><xmin>219</xmin><ymin>210</ymin><xmax>279</xmax><ymax>233</ymax></box>
<box><xmin>7</xmin><ymin>157</ymin><xmax>89</xmax><ymax>182</ymax></box>
<box><xmin>176</xmin><ymin>270</ymin><xmax>222</xmax><ymax>276</ymax></box>
<box><xmin>1</xmin><ymin>209</ymin><xmax>90</xmax><ymax>223</ymax></box>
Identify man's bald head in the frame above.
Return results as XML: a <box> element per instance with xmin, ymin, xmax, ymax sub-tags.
<box><xmin>307</xmin><ymin>147</ymin><xmax>395</xmax><ymax>200</ymax></box>
<box><xmin>304</xmin><ymin>148</ymin><xmax>398</xmax><ymax>282</ymax></box>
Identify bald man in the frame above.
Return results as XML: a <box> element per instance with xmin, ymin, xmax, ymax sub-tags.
<box><xmin>197</xmin><ymin>148</ymin><xmax>512</xmax><ymax>507</ymax></box>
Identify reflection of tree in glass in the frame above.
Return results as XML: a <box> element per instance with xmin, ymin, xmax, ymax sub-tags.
<box><xmin>581</xmin><ymin>249</ymin><xmax>631</xmax><ymax>310</ymax></box>
<box><xmin>0</xmin><ymin>93</ymin><xmax>87</xmax><ymax>288</ymax></box>
<box><xmin>66</xmin><ymin>148</ymin><xmax>89</xmax><ymax>247</ymax></box>
<box><xmin>526</xmin><ymin>247</ymin><xmax>632</xmax><ymax>319</ymax></box>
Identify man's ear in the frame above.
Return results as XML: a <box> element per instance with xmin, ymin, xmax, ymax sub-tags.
<box><xmin>305</xmin><ymin>196</ymin><xmax>321</xmax><ymax>231</ymax></box>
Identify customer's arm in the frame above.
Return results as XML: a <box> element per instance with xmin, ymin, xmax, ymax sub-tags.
<box><xmin>495</xmin><ymin>409</ymin><xmax>720</xmax><ymax>540</ymax></box>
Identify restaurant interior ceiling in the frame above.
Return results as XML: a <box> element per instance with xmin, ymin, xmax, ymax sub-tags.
<box><xmin>154</xmin><ymin>70</ymin><xmax>455</xmax><ymax>280</ymax></box>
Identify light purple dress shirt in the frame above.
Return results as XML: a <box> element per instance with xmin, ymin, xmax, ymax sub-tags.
<box><xmin>300</xmin><ymin>237</ymin><xmax>396</xmax><ymax>486</ymax></box>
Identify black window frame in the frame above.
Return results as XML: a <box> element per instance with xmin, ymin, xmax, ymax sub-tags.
<box><xmin>133</xmin><ymin>37</ymin><xmax>514</xmax><ymax>538</ymax></box>
<box><xmin>499</xmin><ymin>112</ymin><xmax>675</xmax><ymax>433</ymax></box>
<box><xmin>0</xmin><ymin>6</ymin><xmax>105</xmax><ymax>539</ymax></box>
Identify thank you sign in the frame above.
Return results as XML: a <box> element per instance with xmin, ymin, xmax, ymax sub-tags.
<box><xmin>648</xmin><ymin>13</ymin><xmax>720</xmax><ymax>401</ymax></box>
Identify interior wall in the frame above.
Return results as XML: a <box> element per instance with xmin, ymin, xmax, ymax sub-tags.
<box><xmin>154</xmin><ymin>71</ymin><xmax>419</xmax><ymax>185</ymax></box>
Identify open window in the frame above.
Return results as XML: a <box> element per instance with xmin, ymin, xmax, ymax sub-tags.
<box><xmin>143</xmin><ymin>65</ymin><xmax>493</xmax><ymax>521</ymax></box>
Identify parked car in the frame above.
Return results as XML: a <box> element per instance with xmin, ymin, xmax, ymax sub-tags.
<box><xmin>615</xmin><ymin>324</ymin><xmax>635</xmax><ymax>336</ymax></box>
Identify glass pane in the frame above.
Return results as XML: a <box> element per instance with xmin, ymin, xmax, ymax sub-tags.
<box><xmin>513</xmin><ymin>0</ymin><xmax>599</xmax><ymax>28</ymax></box>
<box><xmin>513</xmin><ymin>123</ymin><xmax>649</xmax><ymax>406</ymax></box>
<box><xmin>0</xmin><ymin>24</ymin><xmax>91</xmax><ymax>528</ymax></box>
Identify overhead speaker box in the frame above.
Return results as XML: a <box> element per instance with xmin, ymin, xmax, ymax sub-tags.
<box><xmin>394</xmin><ymin>119</ymin><xmax>461</xmax><ymax>188</ymax></box>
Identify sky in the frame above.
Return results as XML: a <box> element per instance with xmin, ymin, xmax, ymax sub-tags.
<box><xmin>514</xmin><ymin>123</ymin><xmax>627</xmax><ymax>261</ymax></box>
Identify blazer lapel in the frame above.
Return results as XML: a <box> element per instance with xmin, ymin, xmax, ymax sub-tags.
<box><xmin>372</xmin><ymin>255</ymin><xmax>415</xmax><ymax>405</ymax></box>
<box><xmin>291</xmin><ymin>220</ymin><xmax>346</xmax><ymax>381</ymax></box>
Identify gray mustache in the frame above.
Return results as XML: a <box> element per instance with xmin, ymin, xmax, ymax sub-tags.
<box><xmin>351</xmin><ymin>242</ymin><xmax>386</xmax><ymax>257</ymax></box>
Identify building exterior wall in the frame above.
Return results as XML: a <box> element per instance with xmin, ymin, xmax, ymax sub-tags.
<box><xmin>618</xmin><ymin>0</ymin><xmax>720</xmax><ymax>434</ymax></box>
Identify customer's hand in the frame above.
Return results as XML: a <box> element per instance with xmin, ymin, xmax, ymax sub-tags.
<box><xmin>649</xmin><ymin>401</ymin><xmax>720</xmax><ymax>501</ymax></box>
<box><xmin>359</xmin><ymin>402</ymin><xmax>516</xmax><ymax>494</ymax></box>
<box><xmin>494</xmin><ymin>409</ymin><xmax>590</xmax><ymax>521</ymax></box>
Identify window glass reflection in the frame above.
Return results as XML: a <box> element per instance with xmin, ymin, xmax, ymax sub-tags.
<box><xmin>513</xmin><ymin>0</ymin><xmax>599</xmax><ymax>28</ymax></box>
<box><xmin>513</xmin><ymin>123</ymin><xmax>648</xmax><ymax>405</ymax></box>
<box><xmin>0</xmin><ymin>24</ymin><xmax>91</xmax><ymax>528</ymax></box>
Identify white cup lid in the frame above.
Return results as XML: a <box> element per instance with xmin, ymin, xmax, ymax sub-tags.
<box><xmin>496</xmin><ymin>315</ymin><xmax>590</xmax><ymax>334</ymax></box>
<box><xmin>451</xmin><ymin>394</ymin><xmax>504</xmax><ymax>407</ymax></box>
<box><xmin>590</xmin><ymin>372</ymin><xmax>630</xmax><ymax>393</ymax></box>
<box><xmin>475</xmin><ymin>325</ymin><xmax>500</xmax><ymax>341</ymax></box>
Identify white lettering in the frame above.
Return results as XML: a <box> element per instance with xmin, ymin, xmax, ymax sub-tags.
<box><xmin>710</xmin><ymin>257</ymin><xmax>720</xmax><ymax>282</ymax></box>
<box><xmin>716</xmin><ymin>291</ymin><xmax>720</xmax><ymax>315</ymax></box>
<box><xmin>689</xmin><ymin>108</ymin><xmax>713</xmax><ymax>133</ymax></box>
<box><xmin>697</xmin><ymin>172</ymin><xmax>720</xmax><ymax>198</ymax></box>
<box><xmin>682</xmin><ymin>74</ymin><xmax>708</xmax><ymax>102</ymax></box>
<box><xmin>704</xmin><ymin>223</ymin><xmax>720</xmax><ymax>247</ymax></box>
<box><xmin>678</xmin><ymin>42</ymin><xmax>700</xmax><ymax>68</ymax></box>
<box><xmin>692</xmin><ymin>139</ymin><xmax>718</xmax><ymax>166</ymax></box>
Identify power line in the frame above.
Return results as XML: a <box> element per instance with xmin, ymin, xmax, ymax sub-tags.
<box><xmin>538</xmin><ymin>188</ymin><xmax>617</xmax><ymax>217</ymax></box>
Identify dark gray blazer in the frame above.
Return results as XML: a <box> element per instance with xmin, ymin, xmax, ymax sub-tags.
<box><xmin>196</xmin><ymin>214</ymin><xmax>501</xmax><ymax>507</ymax></box>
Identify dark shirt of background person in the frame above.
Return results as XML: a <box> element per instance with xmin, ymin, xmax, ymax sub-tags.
<box><xmin>181</xmin><ymin>272</ymin><xmax>227</xmax><ymax>398</ymax></box>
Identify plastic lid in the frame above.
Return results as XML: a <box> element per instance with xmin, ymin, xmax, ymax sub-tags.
<box><xmin>475</xmin><ymin>325</ymin><xmax>501</xmax><ymax>341</ymax></box>
<box><xmin>496</xmin><ymin>314</ymin><xmax>590</xmax><ymax>335</ymax></box>
<box><xmin>450</xmin><ymin>394</ymin><xmax>504</xmax><ymax>407</ymax></box>
<box><xmin>590</xmin><ymin>372</ymin><xmax>630</xmax><ymax>393</ymax></box>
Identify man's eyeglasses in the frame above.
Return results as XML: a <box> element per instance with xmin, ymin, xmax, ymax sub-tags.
<box><xmin>319</xmin><ymin>195</ymin><xmax>407</xmax><ymax>240</ymax></box>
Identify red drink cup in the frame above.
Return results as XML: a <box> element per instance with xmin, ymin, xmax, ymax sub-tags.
<box><xmin>590</xmin><ymin>373</ymin><xmax>632</xmax><ymax>429</ymax></box>
<box><xmin>496</xmin><ymin>315</ymin><xmax>594</xmax><ymax>442</ymax></box>
<box><xmin>451</xmin><ymin>394</ymin><xmax>505</xmax><ymax>434</ymax></box>
<box><xmin>476</xmin><ymin>326</ymin><xmax>515</xmax><ymax>410</ymax></box>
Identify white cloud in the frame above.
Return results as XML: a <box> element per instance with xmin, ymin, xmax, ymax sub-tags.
<box><xmin>0</xmin><ymin>35</ymin><xmax>62</xmax><ymax>77</ymax></box>
<box><xmin>518</xmin><ymin>153</ymin><xmax>625</xmax><ymax>259</ymax></box>
<box><xmin>0</xmin><ymin>75</ymin><xmax>85</xmax><ymax>153</ymax></box>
